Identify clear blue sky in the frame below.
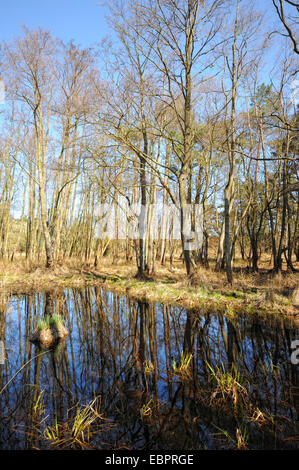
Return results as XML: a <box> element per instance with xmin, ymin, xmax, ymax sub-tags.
<box><xmin>0</xmin><ymin>0</ymin><xmax>110</xmax><ymax>46</ymax></box>
<box><xmin>0</xmin><ymin>0</ymin><xmax>290</xmax><ymax>54</ymax></box>
<box><xmin>0</xmin><ymin>0</ymin><xmax>295</xmax><ymax>92</ymax></box>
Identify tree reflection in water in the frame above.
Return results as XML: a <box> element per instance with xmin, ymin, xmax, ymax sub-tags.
<box><xmin>0</xmin><ymin>287</ymin><xmax>298</xmax><ymax>450</ymax></box>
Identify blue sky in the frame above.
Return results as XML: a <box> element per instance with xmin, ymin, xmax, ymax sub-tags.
<box><xmin>0</xmin><ymin>0</ymin><xmax>280</xmax><ymax>46</ymax></box>
<box><xmin>0</xmin><ymin>0</ymin><xmax>110</xmax><ymax>46</ymax></box>
<box><xmin>0</xmin><ymin>0</ymin><xmax>291</xmax><ymax>58</ymax></box>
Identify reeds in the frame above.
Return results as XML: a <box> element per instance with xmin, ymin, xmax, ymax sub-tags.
<box><xmin>37</xmin><ymin>313</ymin><xmax>64</xmax><ymax>330</ymax></box>
<box><xmin>207</xmin><ymin>362</ymin><xmax>248</xmax><ymax>406</ymax></box>
<box><xmin>43</xmin><ymin>397</ymin><xmax>113</xmax><ymax>449</ymax></box>
<box><xmin>173</xmin><ymin>351</ymin><xmax>193</xmax><ymax>378</ymax></box>
<box><xmin>212</xmin><ymin>424</ymin><xmax>248</xmax><ymax>450</ymax></box>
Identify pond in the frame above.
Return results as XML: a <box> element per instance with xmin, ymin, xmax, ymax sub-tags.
<box><xmin>0</xmin><ymin>287</ymin><xmax>298</xmax><ymax>450</ymax></box>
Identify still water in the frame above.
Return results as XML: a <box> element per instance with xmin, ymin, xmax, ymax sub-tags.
<box><xmin>0</xmin><ymin>287</ymin><xmax>298</xmax><ymax>450</ymax></box>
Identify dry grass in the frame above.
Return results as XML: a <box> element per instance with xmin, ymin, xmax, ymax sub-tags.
<box><xmin>207</xmin><ymin>362</ymin><xmax>249</xmax><ymax>407</ymax></box>
<box><xmin>0</xmin><ymin>254</ymin><xmax>298</xmax><ymax>319</ymax></box>
<box><xmin>43</xmin><ymin>397</ymin><xmax>112</xmax><ymax>449</ymax></box>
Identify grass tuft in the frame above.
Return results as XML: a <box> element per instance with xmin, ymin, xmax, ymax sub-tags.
<box><xmin>207</xmin><ymin>362</ymin><xmax>248</xmax><ymax>406</ymax></box>
<box><xmin>43</xmin><ymin>397</ymin><xmax>112</xmax><ymax>449</ymax></box>
<box><xmin>37</xmin><ymin>314</ymin><xmax>64</xmax><ymax>331</ymax></box>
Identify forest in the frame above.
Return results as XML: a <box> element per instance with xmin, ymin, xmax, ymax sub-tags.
<box><xmin>0</xmin><ymin>0</ymin><xmax>298</xmax><ymax>454</ymax></box>
<box><xmin>0</xmin><ymin>0</ymin><xmax>298</xmax><ymax>304</ymax></box>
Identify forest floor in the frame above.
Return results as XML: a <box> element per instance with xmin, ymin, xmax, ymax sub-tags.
<box><xmin>0</xmin><ymin>255</ymin><xmax>298</xmax><ymax>321</ymax></box>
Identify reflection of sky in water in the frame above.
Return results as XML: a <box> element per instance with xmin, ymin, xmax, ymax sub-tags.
<box><xmin>0</xmin><ymin>288</ymin><xmax>298</xmax><ymax>449</ymax></box>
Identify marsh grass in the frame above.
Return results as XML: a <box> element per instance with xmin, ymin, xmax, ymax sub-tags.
<box><xmin>43</xmin><ymin>397</ymin><xmax>113</xmax><ymax>449</ymax></box>
<box><xmin>140</xmin><ymin>399</ymin><xmax>153</xmax><ymax>417</ymax></box>
<box><xmin>173</xmin><ymin>351</ymin><xmax>193</xmax><ymax>378</ymax></box>
<box><xmin>207</xmin><ymin>363</ymin><xmax>248</xmax><ymax>407</ymax></box>
<box><xmin>0</xmin><ymin>256</ymin><xmax>297</xmax><ymax>317</ymax></box>
<box><xmin>262</xmin><ymin>358</ymin><xmax>281</xmax><ymax>379</ymax></box>
<box><xmin>249</xmin><ymin>407</ymin><xmax>274</xmax><ymax>425</ymax></box>
<box><xmin>33</xmin><ymin>390</ymin><xmax>46</xmax><ymax>418</ymax></box>
<box><xmin>37</xmin><ymin>316</ymin><xmax>51</xmax><ymax>330</ymax></box>
<box><xmin>213</xmin><ymin>424</ymin><xmax>248</xmax><ymax>450</ymax></box>
<box><xmin>49</xmin><ymin>313</ymin><xmax>64</xmax><ymax>327</ymax></box>
<box><xmin>235</xmin><ymin>427</ymin><xmax>249</xmax><ymax>450</ymax></box>
<box><xmin>144</xmin><ymin>360</ymin><xmax>155</xmax><ymax>374</ymax></box>
<box><xmin>37</xmin><ymin>314</ymin><xmax>64</xmax><ymax>331</ymax></box>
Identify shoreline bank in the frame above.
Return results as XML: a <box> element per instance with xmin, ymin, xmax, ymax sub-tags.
<box><xmin>0</xmin><ymin>261</ymin><xmax>298</xmax><ymax>322</ymax></box>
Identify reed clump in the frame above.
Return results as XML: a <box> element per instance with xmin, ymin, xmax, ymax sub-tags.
<box><xmin>30</xmin><ymin>314</ymin><xmax>68</xmax><ymax>347</ymax></box>
<box><xmin>43</xmin><ymin>398</ymin><xmax>112</xmax><ymax>449</ymax></box>
<box><xmin>207</xmin><ymin>363</ymin><xmax>248</xmax><ymax>407</ymax></box>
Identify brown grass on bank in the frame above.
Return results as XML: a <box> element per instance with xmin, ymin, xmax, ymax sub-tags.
<box><xmin>0</xmin><ymin>254</ymin><xmax>298</xmax><ymax>319</ymax></box>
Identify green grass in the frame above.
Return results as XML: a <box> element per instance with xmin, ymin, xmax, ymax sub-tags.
<box><xmin>49</xmin><ymin>313</ymin><xmax>64</xmax><ymax>327</ymax></box>
<box><xmin>173</xmin><ymin>351</ymin><xmax>193</xmax><ymax>375</ymax></box>
<box><xmin>0</xmin><ymin>260</ymin><xmax>297</xmax><ymax>319</ymax></box>
<box><xmin>43</xmin><ymin>397</ymin><xmax>110</xmax><ymax>449</ymax></box>
<box><xmin>37</xmin><ymin>314</ymin><xmax>64</xmax><ymax>330</ymax></box>
<box><xmin>37</xmin><ymin>316</ymin><xmax>51</xmax><ymax>330</ymax></box>
<box><xmin>207</xmin><ymin>362</ymin><xmax>248</xmax><ymax>405</ymax></box>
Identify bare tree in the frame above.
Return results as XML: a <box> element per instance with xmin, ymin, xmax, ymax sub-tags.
<box><xmin>272</xmin><ymin>0</ymin><xmax>299</xmax><ymax>54</ymax></box>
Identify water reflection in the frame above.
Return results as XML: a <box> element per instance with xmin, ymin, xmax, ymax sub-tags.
<box><xmin>0</xmin><ymin>288</ymin><xmax>298</xmax><ymax>449</ymax></box>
